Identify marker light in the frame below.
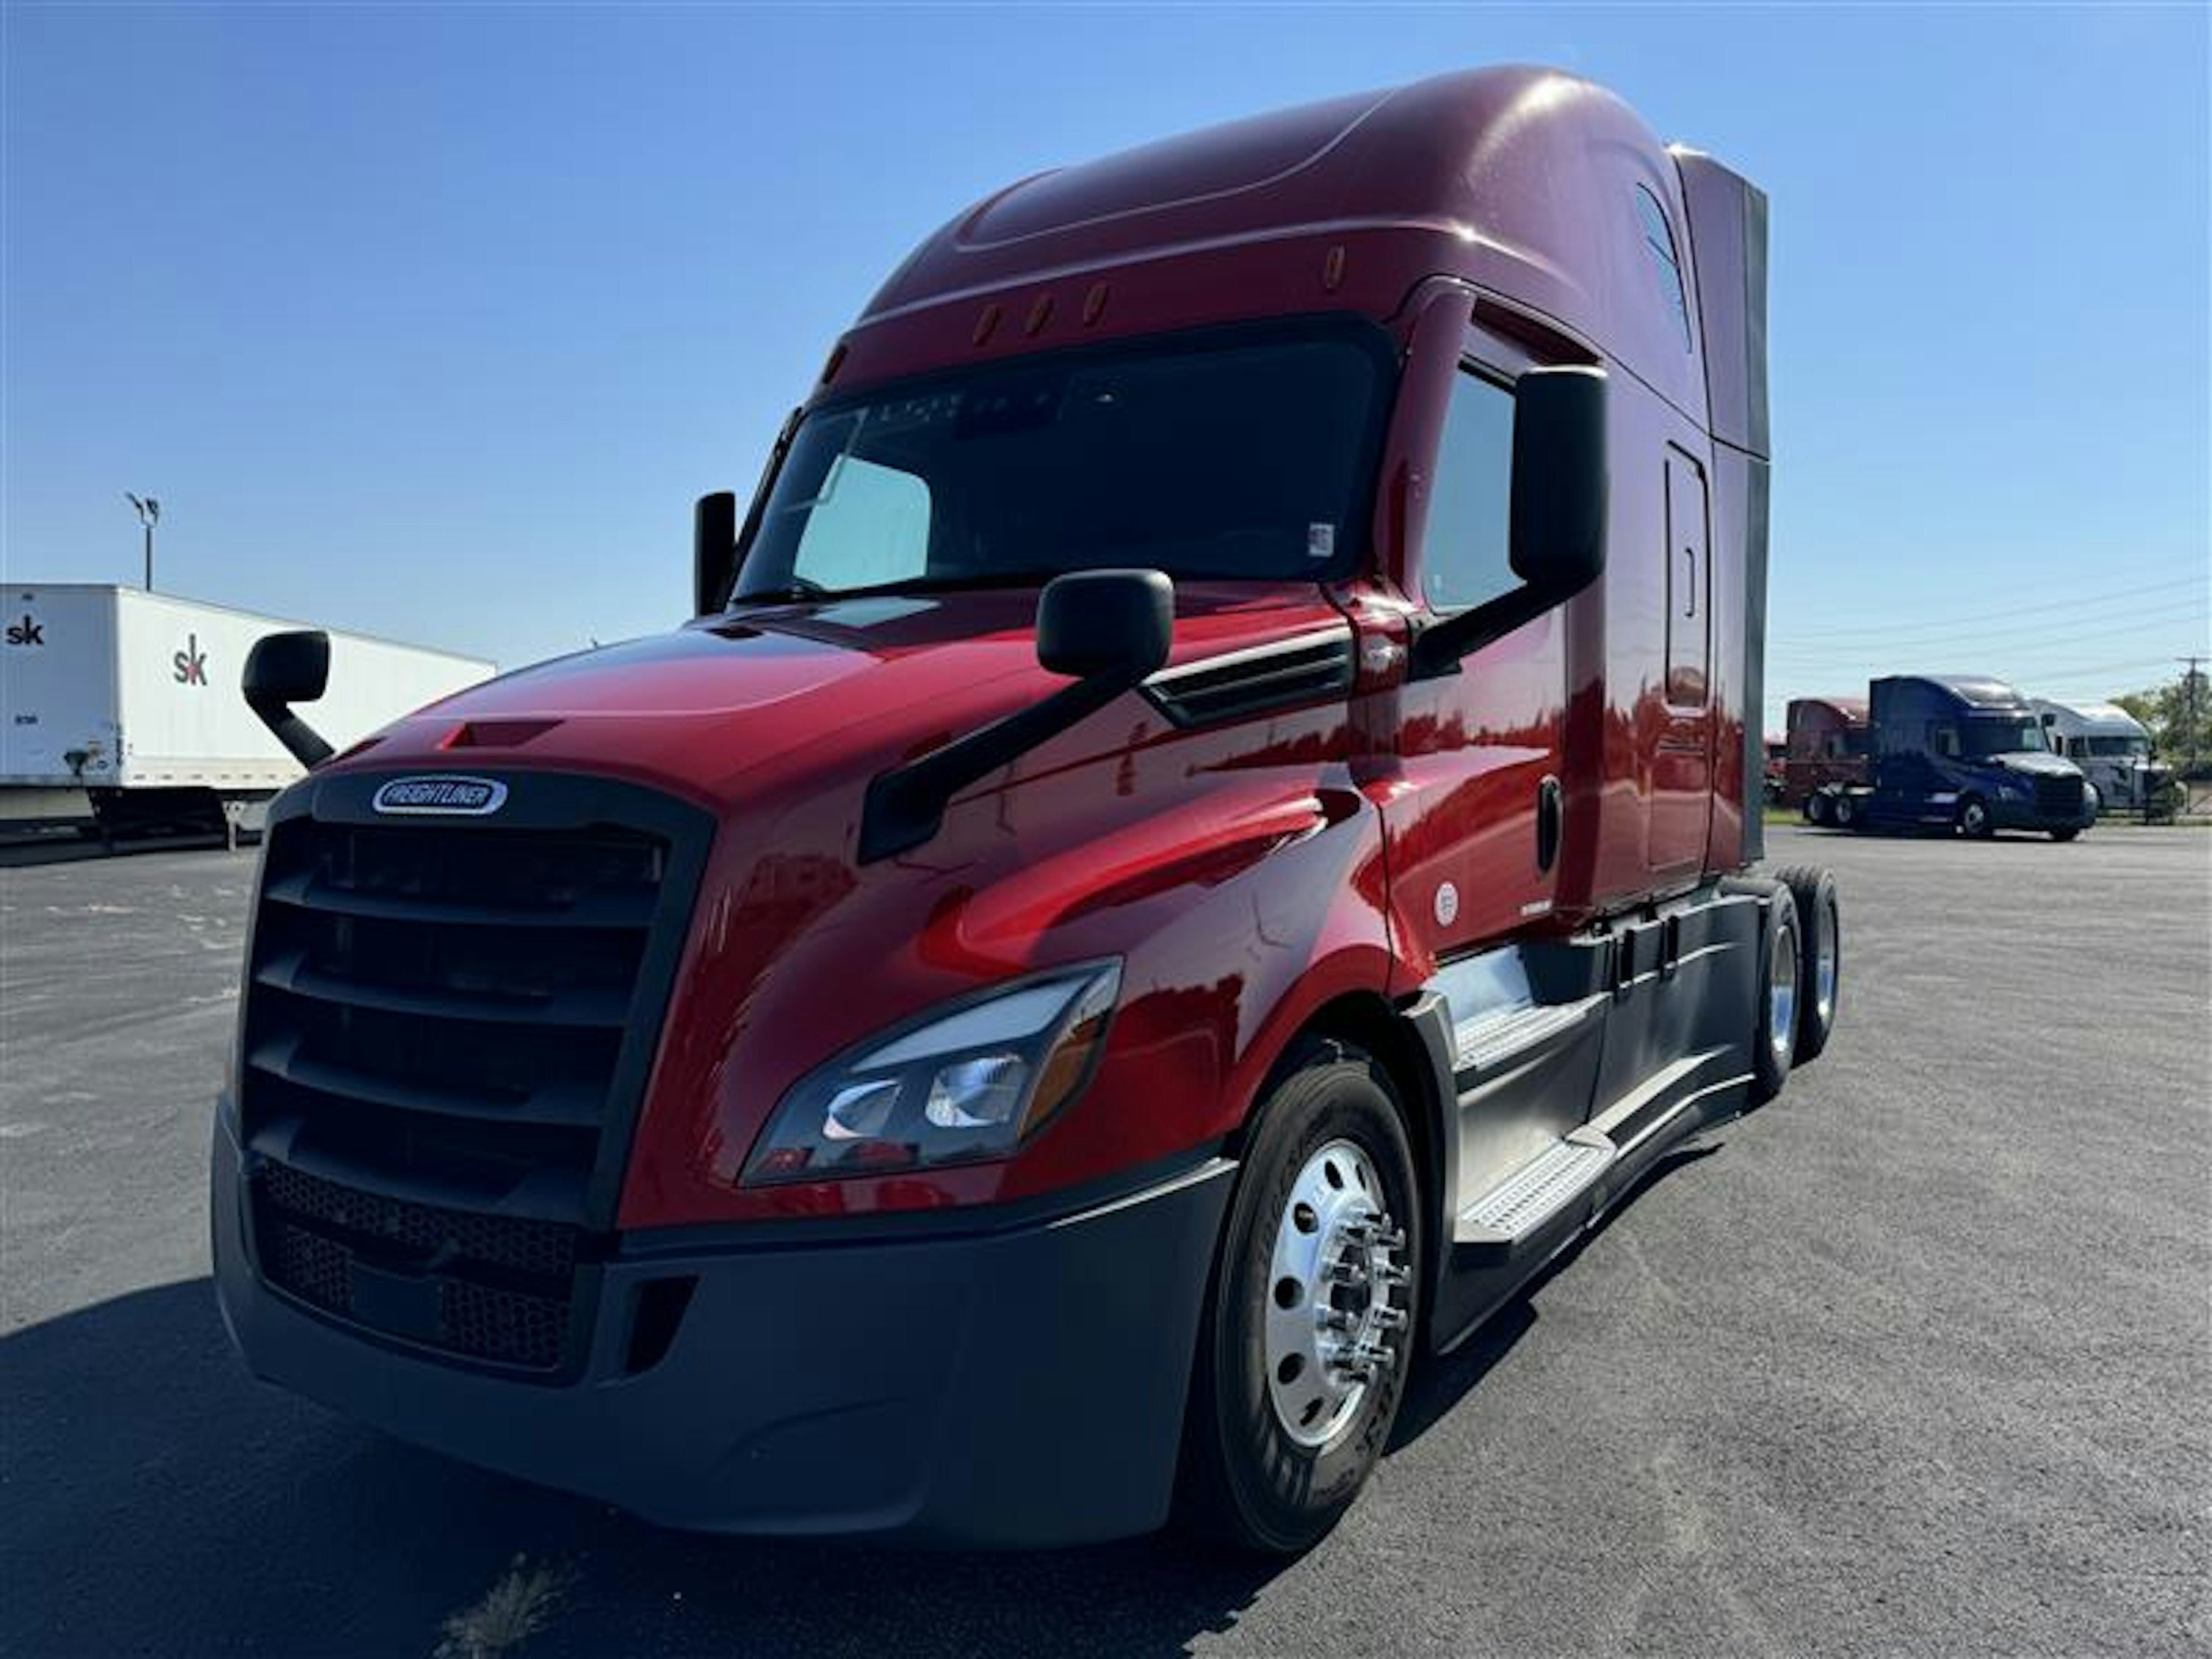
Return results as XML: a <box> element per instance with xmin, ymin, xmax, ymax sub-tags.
<box><xmin>741</xmin><ymin>962</ymin><xmax>1120</xmax><ymax>1186</ymax></box>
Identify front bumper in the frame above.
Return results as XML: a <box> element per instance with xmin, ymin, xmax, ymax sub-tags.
<box><xmin>213</xmin><ymin>1116</ymin><xmax>1234</xmax><ymax>1547</ymax></box>
<box><xmin>1987</xmin><ymin>796</ymin><xmax>2094</xmax><ymax>832</ymax></box>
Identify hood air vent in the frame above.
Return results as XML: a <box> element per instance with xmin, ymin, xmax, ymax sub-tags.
<box><xmin>1142</xmin><ymin>630</ymin><xmax>1355</xmax><ymax>729</ymax></box>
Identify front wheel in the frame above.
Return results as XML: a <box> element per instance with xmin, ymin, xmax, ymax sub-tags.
<box><xmin>1179</xmin><ymin>1040</ymin><xmax>1422</xmax><ymax>1555</ymax></box>
<box><xmin>2050</xmin><ymin>826</ymin><xmax>2082</xmax><ymax>842</ymax></box>
<box><xmin>1957</xmin><ymin>794</ymin><xmax>1993</xmax><ymax>838</ymax></box>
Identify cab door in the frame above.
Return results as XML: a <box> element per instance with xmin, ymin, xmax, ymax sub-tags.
<box><xmin>1646</xmin><ymin>445</ymin><xmax>1713</xmax><ymax>879</ymax></box>
<box><xmin>1375</xmin><ymin>316</ymin><xmax>1571</xmax><ymax>964</ymax></box>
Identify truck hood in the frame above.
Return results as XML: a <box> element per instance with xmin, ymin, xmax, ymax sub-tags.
<box><xmin>1982</xmin><ymin>751</ymin><xmax>2081</xmax><ymax>779</ymax></box>
<box><xmin>338</xmin><ymin>583</ymin><xmax>1349</xmax><ymax>808</ymax></box>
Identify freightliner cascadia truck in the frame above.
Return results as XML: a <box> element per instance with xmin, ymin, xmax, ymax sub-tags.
<box><xmin>212</xmin><ymin>67</ymin><xmax>1843</xmax><ymax>1552</ymax></box>
<box><xmin>1808</xmin><ymin>674</ymin><xmax>2094</xmax><ymax>839</ymax></box>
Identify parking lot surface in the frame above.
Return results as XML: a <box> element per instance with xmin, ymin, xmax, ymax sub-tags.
<box><xmin>3</xmin><ymin>825</ymin><xmax>2206</xmax><ymax>1657</ymax></box>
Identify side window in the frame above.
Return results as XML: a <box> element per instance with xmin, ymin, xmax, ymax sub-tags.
<box><xmin>1419</xmin><ymin>368</ymin><xmax>1516</xmax><ymax>613</ymax></box>
<box><xmin>1933</xmin><ymin>725</ymin><xmax>1960</xmax><ymax>759</ymax></box>
<box><xmin>1634</xmin><ymin>185</ymin><xmax>1694</xmax><ymax>353</ymax></box>
<box><xmin>791</xmin><ymin>454</ymin><xmax>933</xmax><ymax>589</ymax></box>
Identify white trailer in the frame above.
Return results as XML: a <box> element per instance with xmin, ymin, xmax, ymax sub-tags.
<box><xmin>2030</xmin><ymin>697</ymin><xmax>2173</xmax><ymax>816</ymax></box>
<box><xmin>1</xmin><ymin>584</ymin><xmax>493</xmax><ymax>832</ymax></box>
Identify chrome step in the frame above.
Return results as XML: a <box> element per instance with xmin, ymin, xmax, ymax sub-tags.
<box><xmin>1452</xmin><ymin>993</ymin><xmax>1604</xmax><ymax>1073</ymax></box>
<box><xmin>1453</xmin><ymin>1130</ymin><xmax>1616</xmax><ymax>1254</ymax></box>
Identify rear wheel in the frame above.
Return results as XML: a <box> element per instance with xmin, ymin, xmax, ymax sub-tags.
<box><xmin>1179</xmin><ymin>1039</ymin><xmax>1422</xmax><ymax>1555</ymax></box>
<box><xmin>1772</xmin><ymin>865</ymin><xmax>1840</xmax><ymax>1063</ymax></box>
<box><xmin>1748</xmin><ymin>890</ymin><xmax>1800</xmax><ymax>1105</ymax></box>
<box><xmin>1804</xmin><ymin>791</ymin><xmax>1831</xmax><ymax>827</ymax></box>
<box><xmin>1831</xmin><ymin>791</ymin><xmax>1859</xmax><ymax>830</ymax></box>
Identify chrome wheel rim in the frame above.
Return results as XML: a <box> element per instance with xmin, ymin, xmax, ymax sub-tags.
<box><xmin>1814</xmin><ymin>902</ymin><xmax>1838</xmax><ymax>1021</ymax></box>
<box><xmin>1769</xmin><ymin>919</ymin><xmax>1798</xmax><ymax>1063</ymax></box>
<box><xmin>1962</xmin><ymin>801</ymin><xmax>1987</xmax><ymax>835</ymax></box>
<box><xmin>1263</xmin><ymin>1139</ymin><xmax>1410</xmax><ymax>1449</ymax></box>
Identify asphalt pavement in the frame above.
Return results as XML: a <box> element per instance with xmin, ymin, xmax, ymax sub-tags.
<box><xmin>2</xmin><ymin>825</ymin><xmax>2206</xmax><ymax>1657</ymax></box>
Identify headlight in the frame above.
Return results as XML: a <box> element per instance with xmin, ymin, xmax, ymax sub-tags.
<box><xmin>742</xmin><ymin>962</ymin><xmax>1121</xmax><ymax>1185</ymax></box>
<box><xmin>2084</xmin><ymin>782</ymin><xmax>2101</xmax><ymax>812</ymax></box>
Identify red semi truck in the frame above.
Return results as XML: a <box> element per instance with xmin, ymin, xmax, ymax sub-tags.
<box><xmin>213</xmin><ymin>67</ymin><xmax>1841</xmax><ymax>1552</ymax></box>
<box><xmin>1783</xmin><ymin>695</ymin><xmax>1871</xmax><ymax>821</ymax></box>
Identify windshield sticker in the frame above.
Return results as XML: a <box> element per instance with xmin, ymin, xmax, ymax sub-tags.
<box><xmin>1307</xmin><ymin>523</ymin><xmax>1336</xmax><ymax>560</ymax></box>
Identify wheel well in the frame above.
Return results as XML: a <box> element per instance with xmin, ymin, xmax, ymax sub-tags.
<box><xmin>1251</xmin><ymin>991</ymin><xmax>1443</xmax><ymax>1263</ymax></box>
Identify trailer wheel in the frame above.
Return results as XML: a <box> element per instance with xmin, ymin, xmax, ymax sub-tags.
<box><xmin>1804</xmin><ymin>791</ymin><xmax>1831</xmax><ymax>827</ymax></box>
<box><xmin>1772</xmin><ymin>866</ymin><xmax>1840</xmax><ymax>1063</ymax></box>
<box><xmin>1831</xmin><ymin>792</ymin><xmax>1859</xmax><ymax>830</ymax></box>
<box><xmin>1749</xmin><ymin>891</ymin><xmax>1800</xmax><ymax>1105</ymax></box>
<box><xmin>1956</xmin><ymin>794</ymin><xmax>1993</xmax><ymax>838</ymax></box>
<box><xmin>1178</xmin><ymin>1039</ymin><xmax>1422</xmax><ymax>1555</ymax></box>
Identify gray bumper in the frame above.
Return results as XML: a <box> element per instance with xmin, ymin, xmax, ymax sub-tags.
<box><xmin>213</xmin><ymin>1117</ymin><xmax>1233</xmax><ymax>1547</ymax></box>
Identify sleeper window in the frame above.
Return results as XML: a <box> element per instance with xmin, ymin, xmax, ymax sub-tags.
<box><xmin>1634</xmin><ymin>186</ymin><xmax>1694</xmax><ymax>353</ymax></box>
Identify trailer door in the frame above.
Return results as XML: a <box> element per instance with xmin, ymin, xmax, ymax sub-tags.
<box><xmin>1647</xmin><ymin>447</ymin><xmax>1713</xmax><ymax>877</ymax></box>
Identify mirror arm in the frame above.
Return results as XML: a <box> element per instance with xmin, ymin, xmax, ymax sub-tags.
<box><xmin>1406</xmin><ymin>586</ymin><xmax>1560</xmax><ymax>680</ymax></box>
<box><xmin>859</xmin><ymin>666</ymin><xmax>1144</xmax><ymax>864</ymax></box>
<box><xmin>247</xmin><ymin>690</ymin><xmax>336</xmax><ymax>770</ymax></box>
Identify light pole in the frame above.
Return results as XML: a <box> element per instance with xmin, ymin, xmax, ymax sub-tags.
<box><xmin>125</xmin><ymin>493</ymin><xmax>160</xmax><ymax>590</ymax></box>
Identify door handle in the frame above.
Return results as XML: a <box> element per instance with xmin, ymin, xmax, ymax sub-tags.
<box><xmin>1536</xmin><ymin>774</ymin><xmax>1562</xmax><ymax>873</ymax></box>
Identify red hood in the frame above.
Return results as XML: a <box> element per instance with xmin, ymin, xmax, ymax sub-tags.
<box><xmin>333</xmin><ymin>582</ymin><xmax>1347</xmax><ymax>809</ymax></box>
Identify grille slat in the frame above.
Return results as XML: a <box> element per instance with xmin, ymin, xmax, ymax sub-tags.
<box><xmin>262</xmin><ymin>866</ymin><xmax>657</xmax><ymax>929</ymax></box>
<box><xmin>247</xmin><ymin>1036</ymin><xmax>609</xmax><ymax>1130</ymax></box>
<box><xmin>255</xmin><ymin>948</ymin><xmax>635</xmax><ymax>1029</ymax></box>
<box><xmin>238</xmin><ymin>784</ymin><xmax>707</xmax><ymax>1377</ymax></box>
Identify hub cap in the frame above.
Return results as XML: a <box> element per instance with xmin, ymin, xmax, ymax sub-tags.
<box><xmin>1263</xmin><ymin>1139</ymin><xmax>1410</xmax><ymax>1449</ymax></box>
<box><xmin>1770</xmin><ymin>918</ymin><xmax>1798</xmax><ymax>1062</ymax></box>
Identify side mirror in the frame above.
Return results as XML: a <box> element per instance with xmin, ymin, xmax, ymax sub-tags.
<box><xmin>244</xmin><ymin>630</ymin><xmax>335</xmax><ymax>768</ymax></box>
<box><xmin>694</xmin><ymin>491</ymin><xmax>738</xmax><ymax>617</ymax></box>
<box><xmin>1508</xmin><ymin>365</ymin><xmax>1608</xmax><ymax>599</ymax></box>
<box><xmin>1410</xmin><ymin>365</ymin><xmax>1609</xmax><ymax>677</ymax></box>
<box><xmin>1037</xmin><ymin>569</ymin><xmax>1174</xmax><ymax>680</ymax></box>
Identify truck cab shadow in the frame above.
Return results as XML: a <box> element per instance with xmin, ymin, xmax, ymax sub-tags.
<box><xmin>0</xmin><ymin>1278</ymin><xmax>1273</xmax><ymax>1658</ymax></box>
<box><xmin>1</xmin><ymin>1143</ymin><xmax>1722</xmax><ymax>1659</ymax></box>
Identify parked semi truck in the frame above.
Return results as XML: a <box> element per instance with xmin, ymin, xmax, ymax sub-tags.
<box><xmin>0</xmin><ymin>584</ymin><xmax>491</xmax><ymax>838</ymax></box>
<box><xmin>1781</xmin><ymin>694</ymin><xmax>1870</xmax><ymax>822</ymax></box>
<box><xmin>211</xmin><ymin>67</ymin><xmax>1842</xmax><ymax>1552</ymax></box>
<box><xmin>2032</xmin><ymin>697</ymin><xmax>2176</xmax><ymax>818</ymax></box>
<box><xmin>1810</xmin><ymin>674</ymin><xmax>2094</xmax><ymax>838</ymax></box>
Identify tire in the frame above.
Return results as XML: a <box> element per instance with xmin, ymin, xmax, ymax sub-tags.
<box><xmin>1956</xmin><ymin>794</ymin><xmax>1993</xmax><ymax>838</ymax></box>
<box><xmin>1178</xmin><ymin>1038</ymin><xmax>1423</xmax><ymax>1555</ymax></box>
<box><xmin>1804</xmin><ymin>791</ymin><xmax>1831</xmax><ymax>827</ymax></box>
<box><xmin>1748</xmin><ymin>888</ymin><xmax>1800</xmax><ymax>1106</ymax></box>
<box><xmin>1771</xmin><ymin>865</ymin><xmax>1840</xmax><ymax>1063</ymax></box>
<box><xmin>1831</xmin><ymin>792</ymin><xmax>1858</xmax><ymax>830</ymax></box>
<box><xmin>2049</xmin><ymin>827</ymin><xmax>2081</xmax><ymax>842</ymax></box>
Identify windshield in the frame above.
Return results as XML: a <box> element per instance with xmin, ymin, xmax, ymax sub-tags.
<box><xmin>733</xmin><ymin>327</ymin><xmax>1388</xmax><ymax>601</ymax></box>
<box><xmin>2082</xmin><ymin>734</ymin><xmax>2150</xmax><ymax>757</ymax></box>
<box><xmin>1961</xmin><ymin>718</ymin><xmax>2047</xmax><ymax>756</ymax></box>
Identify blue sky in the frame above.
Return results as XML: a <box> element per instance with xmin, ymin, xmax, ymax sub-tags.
<box><xmin>5</xmin><ymin>2</ymin><xmax>2207</xmax><ymax>727</ymax></box>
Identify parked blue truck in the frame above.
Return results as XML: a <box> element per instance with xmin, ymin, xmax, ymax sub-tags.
<box><xmin>1813</xmin><ymin>675</ymin><xmax>2094</xmax><ymax>840</ymax></box>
